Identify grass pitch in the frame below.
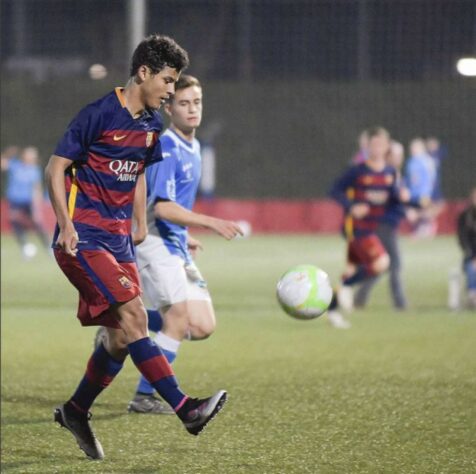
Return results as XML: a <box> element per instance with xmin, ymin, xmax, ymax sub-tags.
<box><xmin>1</xmin><ymin>233</ymin><xmax>475</xmax><ymax>473</ymax></box>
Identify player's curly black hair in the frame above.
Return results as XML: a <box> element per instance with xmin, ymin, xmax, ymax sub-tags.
<box><xmin>130</xmin><ymin>34</ymin><xmax>189</xmax><ymax>77</ymax></box>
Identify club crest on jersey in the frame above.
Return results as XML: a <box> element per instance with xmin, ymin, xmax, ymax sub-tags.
<box><xmin>146</xmin><ymin>132</ymin><xmax>154</xmax><ymax>147</ymax></box>
<box><xmin>118</xmin><ymin>275</ymin><xmax>132</xmax><ymax>289</ymax></box>
<box><xmin>109</xmin><ymin>159</ymin><xmax>139</xmax><ymax>182</ymax></box>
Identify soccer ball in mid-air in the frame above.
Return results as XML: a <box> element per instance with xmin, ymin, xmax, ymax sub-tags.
<box><xmin>276</xmin><ymin>264</ymin><xmax>333</xmax><ymax>320</ymax></box>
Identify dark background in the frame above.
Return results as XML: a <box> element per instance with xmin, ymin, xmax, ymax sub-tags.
<box><xmin>1</xmin><ymin>0</ymin><xmax>475</xmax><ymax>198</ymax></box>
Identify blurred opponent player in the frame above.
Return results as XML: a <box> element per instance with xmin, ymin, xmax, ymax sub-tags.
<box><xmin>328</xmin><ymin>127</ymin><xmax>411</xmax><ymax>327</ymax></box>
<box><xmin>100</xmin><ymin>75</ymin><xmax>243</xmax><ymax>414</ymax></box>
<box><xmin>45</xmin><ymin>35</ymin><xmax>227</xmax><ymax>461</ymax></box>
<box><xmin>1</xmin><ymin>146</ymin><xmax>50</xmax><ymax>258</ymax></box>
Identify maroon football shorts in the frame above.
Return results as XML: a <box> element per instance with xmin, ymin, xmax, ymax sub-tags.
<box><xmin>347</xmin><ymin>234</ymin><xmax>387</xmax><ymax>274</ymax></box>
<box><xmin>54</xmin><ymin>248</ymin><xmax>141</xmax><ymax>328</ymax></box>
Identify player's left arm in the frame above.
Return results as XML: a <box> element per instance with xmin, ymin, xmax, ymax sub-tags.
<box><xmin>132</xmin><ymin>172</ymin><xmax>147</xmax><ymax>245</ymax></box>
<box><xmin>154</xmin><ymin>200</ymin><xmax>243</xmax><ymax>240</ymax></box>
<box><xmin>393</xmin><ymin>170</ymin><xmax>428</xmax><ymax>209</ymax></box>
<box><xmin>329</xmin><ymin>166</ymin><xmax>357</xmax><ymax>211</ymax></box>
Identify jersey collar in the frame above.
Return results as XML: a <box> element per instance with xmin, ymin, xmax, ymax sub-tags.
<box><xmin>115</xmin><ymin>87</ymin><xmax>153</xmax><ymax>120</ymax></box>
<box><xmin>168</xmin><ymin>128</ymin><xmax>196</xmax><ymax>151</ymax></box>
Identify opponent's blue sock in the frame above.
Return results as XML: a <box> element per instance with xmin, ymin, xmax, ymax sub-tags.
<box><xmin>70</xmin><ymin>343</ymin><xmax>124</xmax><ymax>412</ymax></box>
<box><xmin>128</xmin><ymin>337</ymin><xmax>186</xmax><ymax>410</ymax></box>
<box><xmin>147</xmin><ymin>309</ymin><xmax>163</xmax><ymax>333</ymax></box>
<box><xmin>135</xmin><ymin>332</ymin><xmax>180</xmax><ymax>395</ymax></box>
<box><xmin>343</xmin><ymin>266</ymin><xmax>368</xmax><ymax>286</ymax></box>
<box><xmin>328</xmin><ymin>291</ymin><xmax>338</xmax><ymax>311</ymax></box>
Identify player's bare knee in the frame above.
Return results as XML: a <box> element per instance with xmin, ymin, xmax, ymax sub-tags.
<box><xmin>189</xmin><ymin>328</ymin><xmax>213</xmax><ymax>341</ymax></box>
<box><xmin>190</xmin><ymin>318</ymin><xmax>216</xmax><ymax>340</ymax></box>
<box><xmin>373</xmin><ymin>254</ymin><xmax>390</xmax><ymax>274</ymax></box>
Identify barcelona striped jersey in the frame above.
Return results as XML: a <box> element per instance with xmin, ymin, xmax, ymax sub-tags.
<box><xmin>53</xmin><ymin>88</ymin><xmax>164</xmax><ymax>261</ymax></box>
<box><xmin>330</xmin><ymin>163</ymin><xmax>402</xmax><ymax>239</ymax></box>
<box><xmin>145</xmin><ymin>129</ymin><xmax>202</xmax><ymax>263</ymax></box>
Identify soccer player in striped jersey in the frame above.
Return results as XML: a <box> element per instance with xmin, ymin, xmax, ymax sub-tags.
<box><xmin>45</xmin><ymin>35</ymin><xmax>227</xmax><ymax>461</ymax></box>
<box><xmin>328</xmin><ymin>127</ymin><xmax>410</xmax><ymax>327</ymax></box>
<box><xmin>124</xmin><ymin>75</ymin><xmax>243</xmax><ymax>414</ymax></box>
<box><xmin>353</xmin><ymin>140</ymin><xmax>409</xmax><ymax>310</ymax></box>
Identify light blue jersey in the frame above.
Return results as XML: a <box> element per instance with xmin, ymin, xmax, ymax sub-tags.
<box><xmin>6</xmin><ymin>159</ymin><xmax>41</xmax><ymax>205</ymax></box>
<box><xmin>146</xmin><ymin>129</ymin><xmax>201</xmax><ymax>263</ymax></box>
<box><xmin>404</xmin><ymin>154</ymin><xmax>436</xmax><ymax>201</ymax></box>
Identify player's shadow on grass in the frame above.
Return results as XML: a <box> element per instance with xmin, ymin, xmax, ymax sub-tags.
<box><xmin>2</xmin><ymin>393</ymin><xmax>127</xmax><ymax>425</ymax></box>
<box><xmin>2</xmin><ymin>411</ymin><xmax>127</xmax><ymax>426</ymax></box>
<box><xmin>1</xmin><ymin>448</ymin><xmax>91</xmax><ymax>470</ymax></box>
<box><xmin>2</xmin><ymin>393</ymin><xmax>54</xmax><ymax>408</ymax></box>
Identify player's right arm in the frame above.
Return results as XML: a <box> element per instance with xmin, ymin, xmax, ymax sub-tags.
<box><xmin>45</xmin><ymin>155</ymin><xmax>78</xmax><ymax>256</ymax></box>
<box><xmin>45</xmin><ymin>104</ymin><xmax>102</xmax><ymax>256</ymax></box>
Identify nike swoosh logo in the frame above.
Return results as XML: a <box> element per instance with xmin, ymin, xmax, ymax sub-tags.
<box><xmin>113</xmin><ymin>134</ymin><xmax>127</xmax><ymax>141</ymax></box>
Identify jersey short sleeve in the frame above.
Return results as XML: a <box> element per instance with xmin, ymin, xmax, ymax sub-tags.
<box><xmin>146</xmin><ymin>136</ymin><xmax>179</xmax><ymax>203</ymax></box>
<box><xmin>329</xmin><ymin>166</ymin><xmax>358</xmax><ymax>210</ymax></box>
<box><xmin>54</xmin><ymin>104</ymin><xmax>103</xmax><ymax>162</ymax></box>
<box><xmin>143</xmin><ymin>138</ymin><xmax>163</xmax><ymax>171</ymax></box>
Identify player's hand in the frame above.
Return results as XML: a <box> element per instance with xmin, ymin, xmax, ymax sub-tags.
<box><xmin>350</xmin><ymin>203</ymin><xmax>370</xmax><ymax>219</ymax></box>
<box><xmin>56</xmin><ymin>223</ymin><xmax>79</xmax><ymax>257</ymax></box>
<box><xmin>187</xmin><ymin>235</ymin><xmax>203</xmax><ymax>258</ymax></box>
<box><xmin>399</xmin><ymin>187</ymin><xmax>411</xmax><ymax>203</ymax></box>
<box><xmin>208</xmin><ymin>217</ymin><xmax>244</xmax><ymax>240</ymax></box>
<box><xmin>132</xmin><ymin>226</ymin><xmax>148</xmax><ymax>246</ymax></box>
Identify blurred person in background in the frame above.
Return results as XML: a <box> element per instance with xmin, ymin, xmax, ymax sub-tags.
<box><xmin>351</xmin><ymin>129</ymin><xmax>369</xmax><ymax>165</ymax></box>
<box><xmin>425</xmin><ymin>136</ymin><xmax>446</xmax><ymax>203</ymax></box>
<box><xmin>354</xmin><ymin>140</ymin><xmax>408</xmax><ymax>310</ymax></box>
<box><xmin>1</xmin><ymin>145</ymin><xmax>50</xmax><ymax>258</ymax></box>
<box><xmin>457</xmin><ymin>188</ymin><xmax>476</xmax><ymax>309</ymax></box>
<box><xmin>426</xmin><ymin>135</ymin><xmax>447</xmax><ymax>227</ymax></box>
<box><xmin>404</xmin><ymin>138</ymin><xmax>437</xmax><ymax>238</ymax></box>
<box><xmin>328</xmin><ymin>127</ymin><xmax>412</xmax><ymax>328</ymax></box>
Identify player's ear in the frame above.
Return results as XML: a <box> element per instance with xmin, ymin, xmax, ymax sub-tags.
<box><xmin>137</xmin><ymin>65</ymin><xmax>149</xmax><ymax>82</ymax></box>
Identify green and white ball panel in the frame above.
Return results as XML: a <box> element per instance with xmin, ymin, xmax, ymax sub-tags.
<box><xmin>276</xmin><ymin>265</ymin><xmax>333</xmax><ymax>320</ymax></box>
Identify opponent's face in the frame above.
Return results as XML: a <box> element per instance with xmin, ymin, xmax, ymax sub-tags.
<box><xmin>368</xmin><ymin>134</ymin><xmax>390</xmax><ymax>160</ymax></box>
<box><xmin>165</xmin><ymin>85</ymin><xmax>203</xmax><ymax>134</ymax></box>
<box><xmin>139</xmin><ymin>66</ymin><xmax>180</xmax><ymax>110</ymax></box>
<box><xmin>21</xmin><ymin>147</ymin><xmax>39</xmax><ymax>165</ymax></box>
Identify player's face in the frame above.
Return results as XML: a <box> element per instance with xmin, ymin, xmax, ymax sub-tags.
<box><xmin>166</xmin><ymin>85</ymin><xmax>203</xmax><ymax>133</ymax></box>
<box><xmin>368</xmin><ymin>134</ymin><xmax>390</xmax><ymax>160</ymax></box>
<box><xmin>140</xmin><ymin>66</ymin><xmax>180</xmax><ymax>110</ymax></box>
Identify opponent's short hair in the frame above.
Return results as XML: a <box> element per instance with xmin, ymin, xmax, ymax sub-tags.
<box><xmin>174</xmin><ymin>74</ymin><xmax>201</xmax><ymax>92</ymax></box>
<box><xmin>366</xmin><ymin>126</ymin><xmax>391</xmax><ymax>140</ymax></box>
<box><xmin>130</xmin><ymin>34</ymin><xmax>189</xmax><ymax>77</ymax></box>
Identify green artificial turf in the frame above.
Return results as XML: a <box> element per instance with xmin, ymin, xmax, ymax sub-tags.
<box><xmin>1</xmin><ymin>234</ymin><xmax>475</xmax><ymax>473</ymax></box>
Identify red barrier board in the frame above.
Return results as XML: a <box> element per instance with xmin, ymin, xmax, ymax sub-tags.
<box><xmin>0</xmin><ymin>198</ymin><xmax>467</xmax><ymax>235</ymax></box>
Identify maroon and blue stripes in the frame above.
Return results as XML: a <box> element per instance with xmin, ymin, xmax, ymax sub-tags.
<box><xmin>71</xmin><ymin>343</ymin><xmax>124</xmax><ymax>412</ymax></box>
<box><xmin>128</xmin><ymin>338</ymin><xmax>187</xmax><ymax>410</ymax></box>
<box><xmin>53</xmin><ymin>89</ymin><xmax>164</xmax><ymax>261</ymax></box>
